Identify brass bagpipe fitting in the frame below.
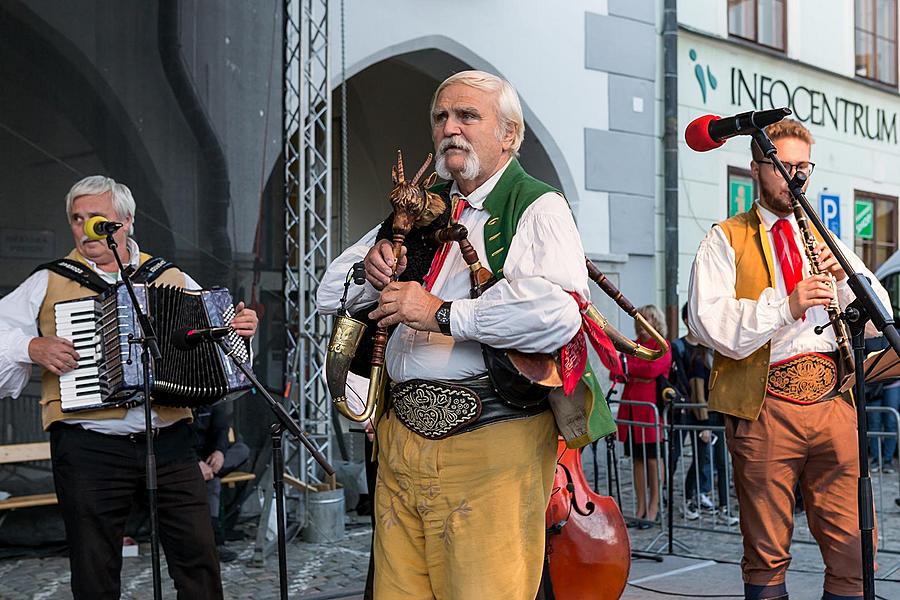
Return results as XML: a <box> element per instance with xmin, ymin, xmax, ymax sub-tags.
<box><xmin>327</xmin><ymin>150</ymin><xmax>446</xmax><ymax>423</ymax></box>
<box><xmin>584</xmin><ymin>259</ymin><xmax>668</xmax><ymax>361</ymax></box>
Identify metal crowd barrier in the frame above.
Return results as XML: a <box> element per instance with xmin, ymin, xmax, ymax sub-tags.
<box><xmin>606</xmin><ymin>400</ymin><xmax>900</xmax><ymax>555</ymax></box>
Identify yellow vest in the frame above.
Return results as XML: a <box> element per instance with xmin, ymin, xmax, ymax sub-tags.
<box><xmin>38</xmin><ymin>249</ymin><xmax>192</xmax><ymax>430</ymax></box>
<box><xmin>707</xmin><ymin>207</ymin><xmax>822</xmax><ymax>421</ymax></box>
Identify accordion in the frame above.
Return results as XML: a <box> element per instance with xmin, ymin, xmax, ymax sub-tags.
<box><xmin>54</xmin><ymin>284</ymin><xmax>252</xmax><ymax>412</ymax></box>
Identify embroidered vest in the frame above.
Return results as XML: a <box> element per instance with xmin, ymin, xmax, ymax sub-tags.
<box><xmin>708</xmin><ymin>207</ymin><xmax>823</xmax><ymax>421</ymax></box>
<box><xmin>37</xmin><ymin>249</ymin><xmax>192</xmax><ymax>430</ymax></box>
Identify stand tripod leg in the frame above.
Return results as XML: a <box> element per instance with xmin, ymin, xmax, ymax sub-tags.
<box><xmin>142</xmin><ymin>352</ymin><xmax>163</xmax><ymax>600</ymax></box>
<box><xmin>852</xmin><ymin>327</ymin><xmax>877</xmax><ymax>600</ymax></box>
<box><xmin>271</xmin><ymin>425</ymin><xmax>289</xmax><ymax>600</ymax></box>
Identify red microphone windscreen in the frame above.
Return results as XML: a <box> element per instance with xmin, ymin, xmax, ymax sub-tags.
<box><xmin>685</xmin><ymin>114</ymin><xmax>725</xmax><ymax>152</ymax></box>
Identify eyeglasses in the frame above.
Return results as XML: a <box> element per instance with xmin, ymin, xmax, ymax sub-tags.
<box><xmin>755</xmin><ymin>159</ymin><xmax>816</xmax><ymax>177</ymax></box>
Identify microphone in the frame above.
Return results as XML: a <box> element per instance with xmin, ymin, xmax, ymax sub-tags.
<box><xmin>684</xmin><ymin>107</ymin><xmax>792</xmax><ymax>152</ymax></box>
<box><xmin>171</xmin><ymin>326</ymin><xmax>232</xmax><ymax>351</ymax></box>
<box><xmin>84</xmin><ymin>216</ymin><xmax>124</xmax><ymax>241</ymax></box>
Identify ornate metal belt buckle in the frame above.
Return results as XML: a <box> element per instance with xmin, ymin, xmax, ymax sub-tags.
<box><xmin>391</xmin><ymin>380</ymin><xmax>482</xmax><ymax>440</ymax></box>
<box><xmin>767</xmin><ymin>353</ymin><xmax>837</xmax><ymax>404</ymax></box>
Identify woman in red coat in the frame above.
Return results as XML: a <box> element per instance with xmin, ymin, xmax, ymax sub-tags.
<box><xmin>615</xmin><ymin>305</ymin><xmax>671</xmax><ymax>527</ymax></box>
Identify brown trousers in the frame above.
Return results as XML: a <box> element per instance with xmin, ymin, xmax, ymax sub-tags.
<box><xmin>726</xmin><ymin>396</ymin><xmax>870</xmax><ymax>597</ymax></box>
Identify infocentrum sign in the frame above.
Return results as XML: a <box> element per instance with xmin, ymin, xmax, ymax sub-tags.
<box><xmin>731</xmin><ymin>68</ymin><xmax>898</xmax><ymax>144</ymax></box>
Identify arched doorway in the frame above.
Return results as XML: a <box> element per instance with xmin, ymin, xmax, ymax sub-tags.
<box><xmin>334</xmin><ymin>47</ymin><xmax>571</xmax><ymax>249</ymax></box>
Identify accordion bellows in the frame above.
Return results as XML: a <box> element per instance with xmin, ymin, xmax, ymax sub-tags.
<box><xmin>55</xmin><ymin>284</ymin><xmax>251</xmax><ymax>412</ymax></box>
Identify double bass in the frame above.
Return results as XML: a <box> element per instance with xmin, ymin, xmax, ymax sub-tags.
<box><xmin>543</xmin><ymin>438</ymin><xmax>630</xmax><ymax>600</ymax></box>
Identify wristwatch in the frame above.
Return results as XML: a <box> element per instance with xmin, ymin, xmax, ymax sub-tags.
<box><xmin>434</xmin><ymin>301</ymin><xmax>452</xmax><ymax>336</ymax></box>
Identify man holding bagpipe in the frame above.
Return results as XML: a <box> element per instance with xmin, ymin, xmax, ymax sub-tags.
<box><xmin>317</xmin><ymin>71</ymin><xmax>628</xmax><ymax>599</ymax></box>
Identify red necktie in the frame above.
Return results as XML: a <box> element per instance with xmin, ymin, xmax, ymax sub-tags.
<box><xmin>772</xmin><ymin>218</ymin><xmax>804</xmax><ymax>295</ymax></box>
<box><xmin>422</xmin><ymin>196</ymin><xmax>469</xmax><ymax>291</ymax></box>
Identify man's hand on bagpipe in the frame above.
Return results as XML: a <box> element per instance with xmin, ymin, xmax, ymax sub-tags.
<box><xmin>364</xmin><ymin>239</ymin><xmax>408</xmax><ymax>290</ymax></box>
<box><xmin>369</xmin><ymin>281</ymin><xmax>443</xmax><ymax>332</ymax></box>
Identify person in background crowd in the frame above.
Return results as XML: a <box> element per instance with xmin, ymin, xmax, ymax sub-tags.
<box><xmin>616</xmin><ymin>304</ymin><xmax>671</xmax><ymax>529</ymax></box>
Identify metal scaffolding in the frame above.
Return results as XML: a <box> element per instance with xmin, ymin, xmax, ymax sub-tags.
<box><xmin>283</xmin><ymin>0</ymin><xmax>332</xmax><ymax>487</ymax></box>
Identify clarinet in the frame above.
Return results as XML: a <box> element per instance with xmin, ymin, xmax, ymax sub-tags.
<box><xmin>790</xmin><ymin>197</ymin><xmax>855</xmax><ymax>376</ymax></box>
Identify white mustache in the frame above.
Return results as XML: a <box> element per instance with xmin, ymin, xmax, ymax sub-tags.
<box><xmin>438</xmin><ymin>136</ymin><xmax>473</xmax><ymax>155</ymax></box>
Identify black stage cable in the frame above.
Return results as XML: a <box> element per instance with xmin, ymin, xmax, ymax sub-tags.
<box><xmin>299</xmin><ymin>588</ymin><xmax>364</xmax><ymax>600</ymax></box>
<box><xmin>628</xmin><ymin>553</ymin><xmax>894</xmax><ymax>600</ymax></box>
<box><xmin>626</xmin><ymin>582</ymin><xmax>741</xmax><ymax>598</ymax></box>
<box><xmin>628</xmin><ymin>581</ymin><xmax>890</xmax><ymax>600</ymax></box>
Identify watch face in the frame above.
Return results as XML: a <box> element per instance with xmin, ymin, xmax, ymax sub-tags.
<box><xmin>436</xmin><ymin>306</ymin><xmax>451</xmax><ymax>323</ymax></box>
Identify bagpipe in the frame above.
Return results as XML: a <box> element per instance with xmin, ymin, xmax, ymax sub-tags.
<box><xmin>325</xmin><ymin>150</ymin><xmax>669</xmax><ymax>423</ymax></box>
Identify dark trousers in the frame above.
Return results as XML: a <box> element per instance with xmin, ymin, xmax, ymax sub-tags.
<box><xmin>205</xmin><ymin>441</ymin><xmax>250</xmax><ymax>517</ymax></box>
<box><xmin>50</xmin><ymin>421</ymin><xmax>223</xmax><ymax>600</ymax></box>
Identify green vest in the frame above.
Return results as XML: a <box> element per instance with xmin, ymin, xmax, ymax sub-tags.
<box><xmin>432</xmin><ymin>159</ymin><xmax>616</xmax><ymax>447</ymax></box>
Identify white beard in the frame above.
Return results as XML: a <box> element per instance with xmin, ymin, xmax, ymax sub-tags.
<box><xmin>435</xmin><ymin>136</ymin><xmax>481</xmax><ymax>181</ymax></box>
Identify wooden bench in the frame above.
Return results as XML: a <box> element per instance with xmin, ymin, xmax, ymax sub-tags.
<box><xmin>0</xmin><ymin>441</ymin><xmax>255</xmax><ymax>512</ymax></box>
<box><xmin>221</xmin><ymin>470</ymin><xmax>256</xmax><ymax>488</ymax></box>
<box><xmin>0</xmin><ymin>442</ymin><xmax>56</xmax><ymax>512</ymax></box>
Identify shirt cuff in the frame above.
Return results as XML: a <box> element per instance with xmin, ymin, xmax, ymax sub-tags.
<box><xmin>7</xmin><ymin>331</ymin><xmax>35</xmax><ymax>364</ymax></box>
<box><xmin>776</xmin><ymin>295</ymin><xmax>796</xmax><ymax>325</ymax></box>
<box><xmin>449</xmin><ymin>299</ymin><xmax>477</xmax><ymax>341</ymax></box>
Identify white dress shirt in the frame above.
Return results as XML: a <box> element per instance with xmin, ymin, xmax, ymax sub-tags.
<box><xmin>0</xmin><ymin>239</ymin><xmax>201</xmax><ymax>434</ymax></box>
<box><xmin>316</xmin><ymin>158</ymin><xmax>589</xmax><ymax>383</ymax></box>
<box><xmin>688</xmin><ymin>202</ymin><xmax>889</xmax><ymax>363</ymax></box>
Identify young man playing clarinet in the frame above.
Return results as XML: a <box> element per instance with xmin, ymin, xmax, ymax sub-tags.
<box><xmin>688</xmin><ymin>119</ymin><xmax>889</xmax><ymax>600</ymax></box>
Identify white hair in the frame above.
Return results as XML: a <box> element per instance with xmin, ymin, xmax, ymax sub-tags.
<box><xmin>430</xmin><ymin>70</ymin><xmax>526</xmax><ymax>154</ymax></box>
<box><xmin>65</xmin><ymin>175</ymin><xmax>136</xmax><ymax>233</ymax></box>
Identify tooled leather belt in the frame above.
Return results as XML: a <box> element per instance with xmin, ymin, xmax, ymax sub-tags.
<box><xmin>766</xmin><ymin>351</ymin><xmax>840</xmax><ymax>405</ymax></box>
<box><xmin>388</xmin><ymin>373</ymin><xmax>548</xmax><ymax>440</ymax></box>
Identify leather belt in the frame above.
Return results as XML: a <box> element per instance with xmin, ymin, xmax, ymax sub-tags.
<box><xmin>389</xmin><ymin>374</ymin><xmax>548</xmax><ymax>440</ymax></box>
<box><xmin>767</xmin><ymin>351</ymin><xmax>839</xmax><ymax>405</ymax></box>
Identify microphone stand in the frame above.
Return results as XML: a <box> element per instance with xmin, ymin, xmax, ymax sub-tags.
<box><xmin>214</xmin><ymin>337</ymin><xmax>334</xmax><ymax>600</ymax></box>
<box><xmin>751</xmin><ymin>127</ymin><xmax>899</xmax><ymax>600</ymax></box>
<box><xmin>105</xmin><ymin>233</ymin><xmax>164</xmax><ymax>600</ymax></box>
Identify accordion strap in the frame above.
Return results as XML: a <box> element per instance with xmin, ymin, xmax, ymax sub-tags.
<box><xmin>132</xmin><ymin>257</ymin><xmax>178</xmax><ymax>284</ymax></box>
<box><xmin>32</xmin><ymin>256</ymin><xmax>179</xmax><ymax>292</ymax></box>
<box><xmin>32</xmin><ymin>259</ymin><xmax>108</xmax><ymax>293</ymax></box>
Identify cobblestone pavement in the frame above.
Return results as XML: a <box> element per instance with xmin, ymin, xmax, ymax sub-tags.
<box><xmin>0</xmin><ymin>516</ymin><xmax>372</xmax><ymax>600</ymax></box>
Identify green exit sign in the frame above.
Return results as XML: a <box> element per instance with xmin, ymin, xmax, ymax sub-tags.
<box><xmin>855</xmin><ymin>199</ymin><xmax>874</xmax><ymax>240</ymax></box>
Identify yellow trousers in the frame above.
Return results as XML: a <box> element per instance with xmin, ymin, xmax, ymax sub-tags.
<box><xmin>374</xmin><ymin>410</ymin><xmax>557</xmax><ymax>600</ymax></box>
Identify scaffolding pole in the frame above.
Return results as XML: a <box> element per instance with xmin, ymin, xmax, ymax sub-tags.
<box><xmin>283</xmin><ymin>0</ymin><xmax>332</xmax><ymax>489</ymax></box>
